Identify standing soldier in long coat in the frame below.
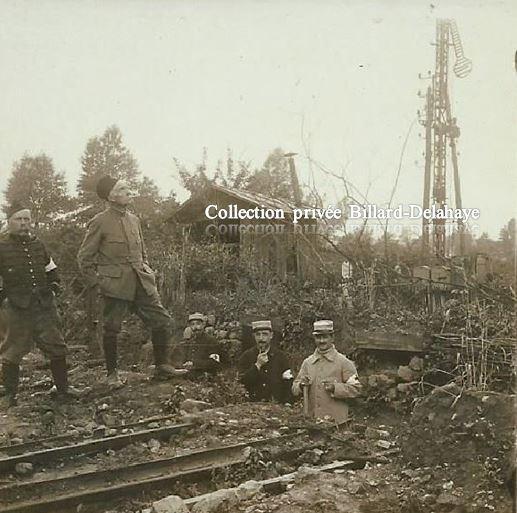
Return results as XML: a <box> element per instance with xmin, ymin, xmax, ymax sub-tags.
<box><xmin>292</xmin><ymin>320</ymin><xmax>361</xmax><ymax>424</ymax></box>
<box><xmin>0</xmin><ymin>203</ymin><xmax>80</xmax><ymax>407</ymax></box>
<box><xmin>77</xmin><ymin>176</ymin><xmax>187</xmax><ymax>387</ymax></box>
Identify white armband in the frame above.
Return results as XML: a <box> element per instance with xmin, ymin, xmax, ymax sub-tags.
<box><xmin>346</xmin><ymin>373</ymin><xmax>360</xmax><ymax>386</ymax></box>
<box><xmin>45</xmin><ymin>257</ymin><xmax>57</xmax><ymax>273</ymax></box>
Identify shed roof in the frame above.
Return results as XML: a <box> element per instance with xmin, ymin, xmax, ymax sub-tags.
<box><xmin>170</xmin><ymin>183</ymin><xmax>309</xmax><ymax>223</ymax></box>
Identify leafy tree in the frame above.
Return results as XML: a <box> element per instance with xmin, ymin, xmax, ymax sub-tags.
<box><xmin>174</xmin><ymin>147</ymin><xmax>298</xmax><ymax>203</ymax></box>
<box><xmin>132</xmin><ymin>176</ymin><xmax>164</xmax><ymax>222</ymax></box>
<box><xmin>3</xmin><ymin>153</ymin><xmax>71</xmax><ymax>224</ymax></box>
<box><xmin>246</xmin><ymin>147</ymin><xmax>297</xmax><ymax>202</ymax></box>
<box><xmin>499</xmin><ymin>218</ymin><xmax>516</xmax><ymax>257</ymax></box>
<box><xmin>77</xmin><ymin>125</ymin><xmax>140</xmax><ymax>204</ymax></box>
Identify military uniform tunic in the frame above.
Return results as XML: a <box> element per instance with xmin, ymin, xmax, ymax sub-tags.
<box><xmin>0</xmin><ymin>233</ymin><xmax>67</xmax><ymax>364</ymax></box>
<box><xmin>77</xmin><ymin>205</ymin><xmax>171</xmax><ymax>335</ymax></box>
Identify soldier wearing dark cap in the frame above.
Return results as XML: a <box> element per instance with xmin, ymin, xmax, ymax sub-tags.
<box><xmin>172</xmin><ymin>312</ymin><xmax>222</xmax><ymax>374</ymax></box>
<box><xmin>77</xmin><ymin>177</ymin><xmax>187</xmax><ymax>387</ymax></box>
<box><xmin>0</xmin><ymin>203</ymin><xmax>79</xmax><ymax>407</ymax></box>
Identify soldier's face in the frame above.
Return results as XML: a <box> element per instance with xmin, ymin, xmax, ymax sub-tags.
<box><xmin>254</xmin><ymin>329</ymin><xmax>273</xmax><ymax>352</ymax></box>
<box><xmin>108</xmin><ymin>181</ymin><xmax>133</xmax><ymax>205</ymax></box>
<box><xmin>8</xmin><ymin>210</ymin><xmax>31</xmax><ymax>235</ymax></box>
<box><xmin>314</xmin><ymin>333</ymin><xmax>333</xmax><ymax>351</ymax></box>
<box><xmin>189</xmin><ymin>320</ymin><xmax>205</xmax><ymax>335</ymax></box>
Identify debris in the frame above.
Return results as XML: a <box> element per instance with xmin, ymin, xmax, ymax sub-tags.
<box><xmin>397</xmin><ymin>366</ymin><xmax>416</xmax><ymax>382</ymax></box>
<box><xmin>235</xmin><ymin>480</ymin><xmax>264</xmax><ymax>500</ymax></box>
<box><xmin>151</xmin><ymin>495</ymin><xmax>189</xmax><ymax>513</ymax></box>
<box><xmin>376</xmin><ymin>440</ymin><xmax>391</xmax><ymax>449</ymax></box>
<box><xmin>180</xmin><ymin>399</ymin><xmax>212</xmax><ymax>413</ymax></box>
<box><xmin>191</xmin><ymin>489</ymin><xmax>239</xmax><ymax>513</ymax></box>
<box><xmin>15</xmin><ymin>462</ymin><xmax>33</xmax><ymax>476</ymax></box>
<box><xmin>348</xmin><ymin>481</ymin><xmax>366</xmax><ymax>494</ymax></box>
<box><xmin>409</xmin><ymin>356</ymin><xmax>424</xmax><ymax>371</ymax></box>
<box><xmin>148</xmin><ymin>439</ymin><xmax>161</xmax><ymax>453</ymax></box>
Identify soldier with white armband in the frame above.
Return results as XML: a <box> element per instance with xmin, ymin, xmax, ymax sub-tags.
<box><xmin>292</xmin><ymin>320</ymin><xmax>361</xmax><ymax>424</ymax></box>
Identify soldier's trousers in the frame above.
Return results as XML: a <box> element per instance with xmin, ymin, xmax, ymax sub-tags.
<box><xmin>102</xmin><ymin>279</ymin><xmax>171</xmax><ymax>337</ymax></box>
<box><xmin>0</xmin><ymin>299</ymin><xmax>67</xmax><ymax>365</ymax></box>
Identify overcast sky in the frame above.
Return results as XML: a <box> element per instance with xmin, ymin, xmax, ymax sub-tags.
<box><xmin>0</xmin><ymin>0</ymin><xmax>515</xmax><ymax>237</ymax></box>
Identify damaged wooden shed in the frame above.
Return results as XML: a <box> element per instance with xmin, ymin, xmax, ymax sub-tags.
<box><xmin>169</xmin><ymin>184</ymin><xmax>337</xmax><ymax>281</ymax></box>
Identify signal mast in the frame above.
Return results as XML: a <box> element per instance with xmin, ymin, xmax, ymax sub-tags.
<box><xmin>419</xmin><ymin>19</ymin><xmax>472</xmax><ymax>258</ymax></box>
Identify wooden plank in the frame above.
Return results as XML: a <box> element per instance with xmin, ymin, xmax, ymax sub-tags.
<box><xmin>354</xmin><ymin>330</ymin><xmax>424</xmax><ymax>352</ymax></box>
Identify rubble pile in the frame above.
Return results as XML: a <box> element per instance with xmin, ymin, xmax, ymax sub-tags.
<box><xmin>362</xmin><ymin>356</ymin><xmax>425</xmax><ymax>408</ymax></box>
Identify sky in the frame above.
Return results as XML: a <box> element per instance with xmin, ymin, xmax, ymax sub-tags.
<box><xmin>0</xmin><ymin>0</ymin><xmax>515</xmax><ymax>238</ymax></box>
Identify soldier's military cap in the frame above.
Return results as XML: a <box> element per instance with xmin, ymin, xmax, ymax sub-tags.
<box><xmin>252</xmin><ymin>320</ymin><xmax>272</xmax><ymax>331</ymax></box>
<box><xmin>96</xmin><ymin>175</ymin><xmax>119</xmax><ymax>200</ymax></box>
<box><xmin>313</xmin><ymin>320</ymin><xmax>334</xmax><ymax>335</ymax></box>
<box><xmin>188</xmin><ymin>312</ymin><xmax>206</xmax><ymax>322</ymax></box>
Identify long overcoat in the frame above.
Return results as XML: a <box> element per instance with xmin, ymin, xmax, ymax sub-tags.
<box><xmin>292</xmin><ymin>346</ymin><xmax>361</xmax><ymax>424</ymax></box>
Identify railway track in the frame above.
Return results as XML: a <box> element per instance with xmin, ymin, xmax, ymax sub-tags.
<box><xmin>0</xmin><ymin>414</ymin><xmax>180</xmax><ymax>457</ymax></box>
<box><xmin>0</xmin><ymin>421</ymin><xmax>193</xmax><ymax>473</ymax></box>
<box><xmin>0</xmin><ymin>431</ymin><xmax>314</xmax><ymax>513</ymax></box>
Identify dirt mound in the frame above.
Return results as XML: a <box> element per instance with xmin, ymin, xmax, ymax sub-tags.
<box><xmin>401</xmin><ymin>385</ymin><xmax>515</xmax><ymax>510</ymax></box>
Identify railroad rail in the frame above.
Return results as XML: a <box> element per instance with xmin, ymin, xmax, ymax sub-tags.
<box><xmin>0</xmin><ymin>414</ymin><xmax>181</xmax><ymax>458</ymax></box>
<box><xmin>0</xmin><ymin>432</ymin><xmax>313</xmax><ymax>513</ymax></box>
<box><xmin>0</xmin><ymin>421</ymin><xmax>193</xmax><ymax>472</ymax></box>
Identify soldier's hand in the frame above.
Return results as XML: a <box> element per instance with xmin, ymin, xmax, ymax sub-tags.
<box><xmin>299</xmin><ymin>376</ymin><xmax>312</xmax><ymax>387</ymax></box>
<box><xmin>323</xmin><ymin>381</ymin><xmax>335</xmax><ymax>393</ymax></box>
<box><xmin>50</xmin><ymin>282</ymin><xmax>62</xmax><ymax>296</ymax></box>
<box><xmin>255</xmin><ymin>352</ymin><xmax>269</xmax><ymax>369</ymax></box>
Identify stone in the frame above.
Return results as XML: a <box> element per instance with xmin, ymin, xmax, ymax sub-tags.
<box><xmin>376</xmin><ymin>440</ymin><xmax>391</xmax><ymax>449</ymax></box>
<box><xmin>148</xmin><ymin>439</ymin><xmax>161</xmax><ymax>453</ymax></box>
<box><xmin>436</xmin><ymin>492</ymin><xmax>462</xmax><ymax>506</ymax></box>
<box><xmin>365</xmin><ymin>428</ymin><xmax>389</xmax><ymax>440</ymax></box>
<box><xmin>236</xmin><ymin>480</ymin><xmax>263</xmax><ymax>500</ymax></box>
<box><xmin>368</xmin><ymin>375</ymin><xmax>378</xmax><ymax>387</ymax></box>
<box><xmin>397</xmin><ymin>366</ymin><xmax>416</xmax><ymax>382</ymax></box>
<box><xmin>348</xmin><ymin>481</ymin><xmax>366</xmax><ymax>495</ymax></box>
<box><xmin>294</xmin><ymin>465</ymin><xmax>320</xmax><ymax>483</ymax></box>
<box><xmin>148</xmin><ymin>422</ymin><xmax>160</xmax><ymax>429</ymax></box>
<box><xmin>15</xmin><ymin>462</ymin><xmax>33</xmax><ymax>476</ymax></box>
<box><xmin>180</xmin><ymin>399</ymin><xmax>212</xmax><ymax>413</ymax></box>
<box><xmin>191</xmin><ymin>489</ymin><xmax>239</xmax><ymax>513</ymax></box>
<box><xmin>376</xmin><ymin>374</ymin><xmax>396</xmax><ymax>387</ymax></box>
<box><xmin>397</xmin><ymin>383</ymin><xmax>412</xmax><ymax>393</ymax></box>
<box><xmin>409</xmin><ymin>356</ymin><xmax>424</xmax><ymax>371</ymax></box>
<box><xmin>387</xmin><ymin>387</ymin><xmax>398</xmax><ymax>400</ymax></box>
<box><xmin>151</xmin><ymin>495</ymin><xmax>189</xmax><ymax>513</ymax></box>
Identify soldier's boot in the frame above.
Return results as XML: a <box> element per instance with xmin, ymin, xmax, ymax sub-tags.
<box><xmin>49</xmin><ymin>358</ymin><xmax>82</xmax><ymax>400</ymax></box>
<box><xmin>152</xmin><ymin>330</ymin><xmax>188</xmax><ymax>381</ymax></box>
<box><xmin>1</xmin><ymin>362</ymin><xmax>19</xmax><ymax>408</ymax></box>
<box><xmin>103</xmin><ymin>334</ymin><xmax>125</xmax><ymax>389</ymax></box>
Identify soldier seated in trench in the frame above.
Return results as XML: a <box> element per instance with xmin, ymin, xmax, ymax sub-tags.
<box><xmin>172</xmin><ymin>313</ymin><xmax>222</xmax><ymax>375</ymax></box>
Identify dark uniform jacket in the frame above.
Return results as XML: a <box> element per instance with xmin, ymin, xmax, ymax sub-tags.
<box><xmin>172</xmin><ymin>332</ymin><xmax>222</xmax><ymax>372</ymax></box>
<box><xmin>238</xmin><ymin>346</ymin><xmax>293</xmax><ymax>403</ymax></box>
<box><xmin>0</xmin><ymin>233</ymin><xmax>58</xmax><ymax>308</ymax></box>
<box><xmin>77</xmin><ymin>206</ymin><xmax>157</xmax><ymax>301</ymax></box>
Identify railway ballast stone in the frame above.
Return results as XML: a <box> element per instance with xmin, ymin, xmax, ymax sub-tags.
<box><xmin>151</xmin><ymin>494</ymin><xmax>189</xmax><ymax>513</ymax></box>
<box><xmin>14</xmin><ymin>462</ymin><xmax>33</xmax><ymax>476</ymax></box>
